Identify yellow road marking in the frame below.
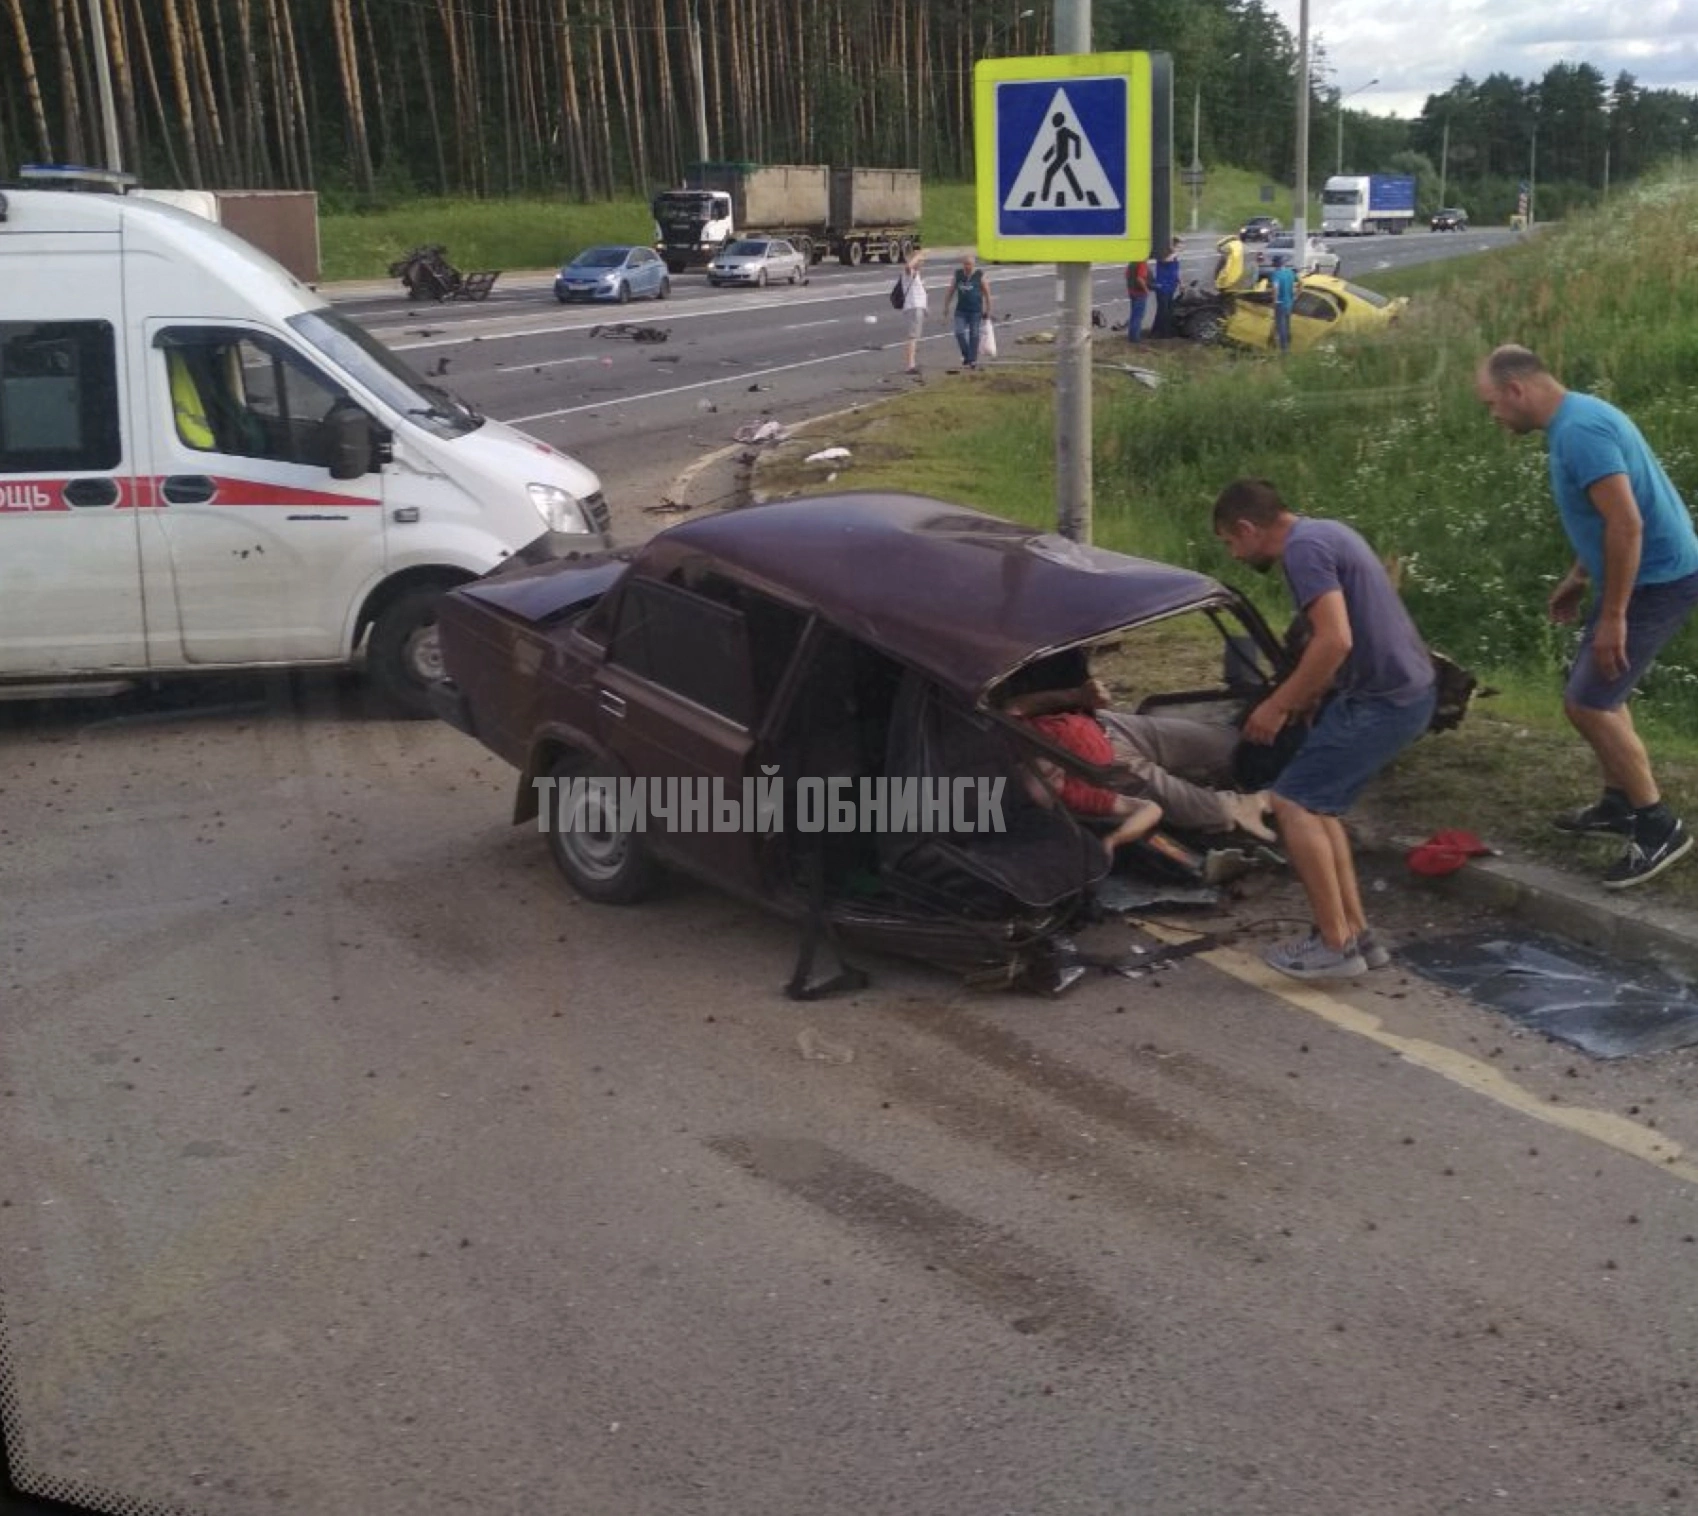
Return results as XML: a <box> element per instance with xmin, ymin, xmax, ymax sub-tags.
<box><xmin>1140</xmin><ymin>921</ymin><xmax>1698</xmax><ymax>1185</ymax></box>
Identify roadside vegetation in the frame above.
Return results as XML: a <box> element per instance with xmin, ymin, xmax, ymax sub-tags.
<box><xmin>319</xmin><ymin>171</ymin><xmax>1293</xmax><ymax>281</ymax></box>
<box><xmin>754</xmin><ymin>175</ymin><xmax>1698</xmax><ymax>900</ymax></box>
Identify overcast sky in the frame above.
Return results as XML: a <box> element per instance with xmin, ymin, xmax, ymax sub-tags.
<box><xmin>1261</xmin><ymin>0</ymin><xmax>1698</xmax><ymax>118</ymax></box>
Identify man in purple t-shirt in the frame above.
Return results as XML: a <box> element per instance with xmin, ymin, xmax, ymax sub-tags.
<box><xmin>1213</xmin><ymin>477</ymin><xmax>1437</xmax><ymax>981</ymax></box>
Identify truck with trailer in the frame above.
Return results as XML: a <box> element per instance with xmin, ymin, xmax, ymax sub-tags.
<box><xmin>652</xmin><ymin>164</ymin><xmax>922</xmax><ymax>273</ymax></box>
<box><xmin>1319</xmin><ymin>174</ymin><xmax>1416</xmax><ymax>236</ymax></box>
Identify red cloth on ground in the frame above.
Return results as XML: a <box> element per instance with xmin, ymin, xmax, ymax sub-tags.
<box><xmin>1025</xmin><ymin>713</ymin><xmax>1121</xmax><ymax>817</ymax></box>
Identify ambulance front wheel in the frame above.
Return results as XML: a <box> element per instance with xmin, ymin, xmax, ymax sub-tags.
<box><xmin>367</xmin><ymin>585</ymin><xmax>451</xmax><ymax>719</ymax></box>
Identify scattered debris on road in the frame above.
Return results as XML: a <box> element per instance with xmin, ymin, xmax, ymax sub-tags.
<box><xmin>588</xmin><ymin>322</ymin><xmax>670</xmax><ymax>343</ymax></box>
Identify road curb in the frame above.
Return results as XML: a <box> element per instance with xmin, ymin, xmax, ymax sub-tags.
<box><xmin>1360</xmin><ymin>835</ymin><xmax>1698</xmax><ymax>983</ymax></box>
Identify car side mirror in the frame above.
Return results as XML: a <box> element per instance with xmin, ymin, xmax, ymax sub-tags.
<box><xmin>325</xmin><ymin>402</ymin><xmax>374</xmax><ymax>479</ymax></box>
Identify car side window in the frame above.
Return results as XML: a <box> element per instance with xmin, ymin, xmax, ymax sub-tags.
<box><xmin>0</xmin><ymin>320</ymin><xmax>122</xmax><ymax>473</ymax></box>
<box><xmin>1292</xmin><ymin>290</ymin><xmax>1339</xmax><ymax>323</ymax></box>
<box><xmin>159</xmin><ymin>327</ymin><xmax>348</xmax><ymax>466</ymax></box>
<box><xmin>606</xmin><ymin>577</ymin><xmax>756</xmax><ymax>726</ymax></box>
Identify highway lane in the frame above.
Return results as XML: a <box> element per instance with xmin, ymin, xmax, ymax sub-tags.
<box><xmin>333</xmin><ymin>227</ymin><xmax>1513</xmax><ymax>534</ymax></box>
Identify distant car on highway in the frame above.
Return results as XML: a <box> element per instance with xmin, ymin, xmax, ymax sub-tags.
<box><xmin>707</xmin><ymin>237</ymin><xmax>810</xmax><ymax>288</ymax></box>
<box><xmin>1239</xmin><ymin>215</ymin><xmax>1282</xmax><ymax>242</ymax></box>
<box><xmin>555</xmin><ymin>245</ymin><xmax>671</xmax><ymax>304</ymax></box>
<box><xmin>1255</xmin><ymin>233</ymin><xmax>1342</xmax><ymax>277</ymax></box>
<box><xmin>1430</xmin><ymin>207</ymin><xmax>1469</xmax><ymax>232</ymax></box>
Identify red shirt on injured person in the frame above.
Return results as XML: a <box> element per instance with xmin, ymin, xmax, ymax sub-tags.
<box><xmin>1024</xmin><ymin>713</ymin><xmax>1123</xmax><ymax>816</ymax></box>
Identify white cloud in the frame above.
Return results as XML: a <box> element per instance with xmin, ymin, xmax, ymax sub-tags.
<box><xmin>1263</xmin><ymin>0</ymin><xmax>1698</xmax><ymax>118</ymax></box>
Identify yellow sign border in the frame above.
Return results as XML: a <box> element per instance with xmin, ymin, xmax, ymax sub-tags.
<box><xmin>974</xmin><ymin>52</ymin><xmax>1154</xmax><ymax>262</ymax></box>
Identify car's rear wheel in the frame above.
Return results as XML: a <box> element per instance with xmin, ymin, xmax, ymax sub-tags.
<box><xmin>544</xmin><ymin>754</ymin><xmax>659</xmax><ymax>905</ymax></box>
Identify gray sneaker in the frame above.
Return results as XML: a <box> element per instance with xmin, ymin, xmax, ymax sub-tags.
<box><xmin>1264</xmin><ymin>931</ymin><xmax>1368</xmax><ymax>981</ymax></box>
<box><xmin>1356</xmin><ymin>928</ymin><xmax>1393</xmax><ymax>969</ymax></box>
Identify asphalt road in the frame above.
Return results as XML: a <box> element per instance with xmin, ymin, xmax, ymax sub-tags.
<box><xmin>332</xmin><ymin>225</ymin><xmax>1516</xmax><ymax>537</ymax></box>
<box><xmin>14</xmin><ymin>221</ymin><xmax>1698</xmax><ymax>1516</ymax></box>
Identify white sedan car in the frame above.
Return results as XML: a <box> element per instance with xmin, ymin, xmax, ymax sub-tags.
<box><xmin>707</xmin><ymin>238</ymin><xmax>810</xmax><ymax>288</ymax></box>
<box><xmin>1254</xmin><ymin>233</ymin><xmax>1343</xmax><ymax>278</ymax></box>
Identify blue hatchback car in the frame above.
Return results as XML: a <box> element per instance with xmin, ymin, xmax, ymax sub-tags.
<box><xmin>554</xmin><ymin>245</ymin><xmax>671</xmax><ymax>304</ymax></box>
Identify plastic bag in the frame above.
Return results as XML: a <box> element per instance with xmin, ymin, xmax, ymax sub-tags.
<box><xmin>980</xmin><ymin>315</ymin><xmax>998</xmax><ymax>359</ymax></box>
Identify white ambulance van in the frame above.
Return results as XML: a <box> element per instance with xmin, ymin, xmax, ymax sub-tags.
<box><xmin>0</xmin><ymin>185</ymin><xmax>610</xmax><ymax>715</ymax></box>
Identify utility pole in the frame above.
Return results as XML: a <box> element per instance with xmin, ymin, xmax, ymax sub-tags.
<box><xmin>1190</xmin><ymin>80</ymin><xmax>1202</xmax><ymax>232</ymax></box>
<box><xmin>1291</xmin><ymin>0</ymin><xmax>1311</xmax><ymax>250</ymax></box>
<box><xmin>86</xmin><ymin>0</ymin><xmax>123</xmax><ymax>172</ymax></box>
<box><xmin>1053</xmin><ymin>0</ymin><xmax>1092</xmax><ymax>543</ymax></box>
<box><xmin>1438</xmin><ymin>116</ymin><xmax>1450</xmax><ymax>208</ymax></box>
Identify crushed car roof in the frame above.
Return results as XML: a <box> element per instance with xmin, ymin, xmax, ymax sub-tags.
<box><xmin>641</xmin><ymin>493</ymin><xmax>1235</xmax><ymax>696</ymax></box>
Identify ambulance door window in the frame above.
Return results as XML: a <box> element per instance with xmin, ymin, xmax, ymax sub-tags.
<box><xmin>0</xmin><ymin>321</ymin><xmax>122</xmax><ymax>474</ymax></box>
<box><xmin>159</xmin><ymin>329</ymin><xmax>347</xmax><ymax>468</ymax></box>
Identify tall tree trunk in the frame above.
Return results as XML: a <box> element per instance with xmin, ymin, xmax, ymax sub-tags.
<box><xmin>330</xmin><ymin>0</ymin><xmax>375</xmax><ymax>194</ymax></box>
<box><xmin>50</xmin><ymin>0</ymin><xmax>86</xmax><ymax>165</ymax></box>
<box><xmin>415</xmin><ymin>10</ymin><xmax>448</xmax><ymax>193</ymax></box>
<box><xmin>105</xmin><ymin>0</ymin><xmax>144</xmax><ymax>173</ymax></box>
<box><xmin>158</xmin><ymin>0</ymin><xmax>204</xmax><ymax>181</ymax></box>
<box><xmin>129</xmin><ymin>0</ymin><xmax>184</xmax><ymax>181</ymax></box>
<box><xmin>183</xmin><ymin>0</ymin><xmax>231</xmax><ymax>182</ymax></box>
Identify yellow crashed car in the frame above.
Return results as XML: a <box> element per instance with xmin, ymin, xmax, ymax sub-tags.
<box><xmin>1223</xmin><ymin>274</ymin><xmax>1407</xmax><ymax>352</ymax></box>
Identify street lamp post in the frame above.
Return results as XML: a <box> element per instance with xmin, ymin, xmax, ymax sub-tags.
<box><xmin>1334</xmin><ymin>77</ymin><xmax>1378</xmax><ymax>175</ymax></box>
<box><xmin>1292</xmin><ymin>0</ymin><xmax>1311</xmax><ymax>249</ymax></box>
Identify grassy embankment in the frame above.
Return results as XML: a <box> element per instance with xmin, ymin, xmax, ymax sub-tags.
<box><xmin>316</xmin><ymin>171</ymin><xmax>1278</xmax><ymax>280</ymax></box>
<box><xmin>754</xmin><ymin>176</ymin><xmax>1698</xmax><ymax>900</ymax></box>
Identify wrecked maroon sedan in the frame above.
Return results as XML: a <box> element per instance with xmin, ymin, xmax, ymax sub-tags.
<box><xmin>431</xmin><ymin>493</ymin><xmax>1295</xmax><ymax>993</ymax></box>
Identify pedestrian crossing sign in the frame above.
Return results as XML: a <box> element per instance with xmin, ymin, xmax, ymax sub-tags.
<box><xmin>974</xmin><ymin>52</ymin><xmax>1169</xmax><ymax>262</ymax></box>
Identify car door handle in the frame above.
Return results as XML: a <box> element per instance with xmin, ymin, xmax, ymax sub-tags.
<box><xmin>162</xmin><ymin>474</ymin><xmax>217</xmax><ymax>505</ymax></box>
<box><xmin>598</xmin><ymin>690</ymin><xmax>626</xmax><ymax>719</ymax></box>
<box><xmin>63</xmin><ymin>477</ymin><xmax>120</xmax><ymax>507</ymax></box>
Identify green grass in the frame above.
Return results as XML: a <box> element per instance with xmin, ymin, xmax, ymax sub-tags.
<box><xmin>316</xmin><ymin>168</ymin><xmax>1303</xmax><ymax>281</ymax></box>
<box><xmin>318</xmin><ymin>196</ymin><xmax>659</xmax><ymax>281</ymax></box>
<box><xmin>753</xmin><ymin>178</ymin><xmax>1698</xmax><ymax>903</ymax></box>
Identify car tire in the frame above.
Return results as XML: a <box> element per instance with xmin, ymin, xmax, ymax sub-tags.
<box><xmin>658</xmin><ymin>276</ymin><xmax>671</xmax><ymax>300</ymax></box>
<box><xmin>544</xmin><ymin>753</ymin><xmax>659</xmax><ymax>905</ymax></box>
<box><xmin>846</xmin><ymin>240</ymin><xmax>864</xmax><ymax>266</ymax></box>
<box><xmin>757</xmin><ymin>268</ymin><xmax>767</xmax><ymax>287</ymax></box>
<box><xmin>555</xmin><ymin>292</ymin><xmax>568</xmax><ymax>304</ymax></box>
<box><xmin>366</xmin><ymin>583</ymin><xmax>454</xmax><ymax>719</ymax></box>
<box><xmin>616</xmin><ymin>281</ymin><xmax>631</xmax><ymax>304</ymax></box>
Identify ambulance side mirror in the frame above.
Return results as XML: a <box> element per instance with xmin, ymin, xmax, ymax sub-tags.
<box><xmin>325</xmin><ymin>402</ymin><xmax>374</xmax><ymax>480</ymax></box>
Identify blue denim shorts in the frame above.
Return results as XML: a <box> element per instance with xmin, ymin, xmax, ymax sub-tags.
<box><xmin>1564</xmin><ymin>570</ymin><xmax>1698</xmax><ymax>711</ymax></box>
<box><xmin>1272</xmin><ymin>689</ymin><xmax>1437</xmax><ymax>817</ymax></box>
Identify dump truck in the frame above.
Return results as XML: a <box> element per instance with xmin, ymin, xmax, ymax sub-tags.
<box><xmin>652</xmin><ymin>164</ymin><xmax>921</xmax><ymax>273</ymax></box>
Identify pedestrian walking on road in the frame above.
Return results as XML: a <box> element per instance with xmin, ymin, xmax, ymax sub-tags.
<box><xmin>942</xmin><ymin>252</ymin><xmax>991</xmax><ymax>370</ymax></box>
<box><xmin>899</xmin><ymin>248</ymin><xmax>928</xmax><ymax>377</ymax></box>
<box><xmin>1213</xmin><ymin>478</ymin><xmax>1437</xmax><ymax>980</ymax></box>
<box><xmin>1475</xmin><ymin>344</ymin><xmax>1698</xmax><ymax>887</ymax></box>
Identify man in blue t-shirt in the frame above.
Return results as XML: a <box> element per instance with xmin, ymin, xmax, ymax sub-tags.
<box><xmin>1268</xmin><ymin>256</ymin><xmax>1298</xmax><ymax>352</ymax></box>
<box><xmin>1476</xmin><ymin>344</ymin><xmax>1698</xmax><ymax>888</ymax></box>
<box><xmin>1213</xmin><ymin>478</ymin><xmax>1437</xmax><ymax>980</ymax></box>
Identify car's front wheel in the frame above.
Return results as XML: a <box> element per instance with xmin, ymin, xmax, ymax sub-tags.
<box><xmin>543</xmin><ymin>754</ymin><xmax>659</xmax><ymax>905</ymax></box>
<box><xmin>616</xmin><ymin>281</ymin><xmax>631</xmax><ymax>304</ymax></box>
<box><xmin>657</xmin><ymin>276</ymin><xmax>671</xmax><ymax>300</ymax></box>
<box><xmin>756</xmin><ymin>268</ymin><xmax>767</xmax><ymax>287</ymax></box>
<box><xmin>366</xmin><ymin>584</ymin><xmax>454</xmax><ymax>719</ymax></box>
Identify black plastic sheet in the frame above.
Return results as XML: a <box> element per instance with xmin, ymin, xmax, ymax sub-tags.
<box><xmin>1400</xmin><ymin>930</ymin><xmax>1698</xmax><ymax>1059</ymax></box>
